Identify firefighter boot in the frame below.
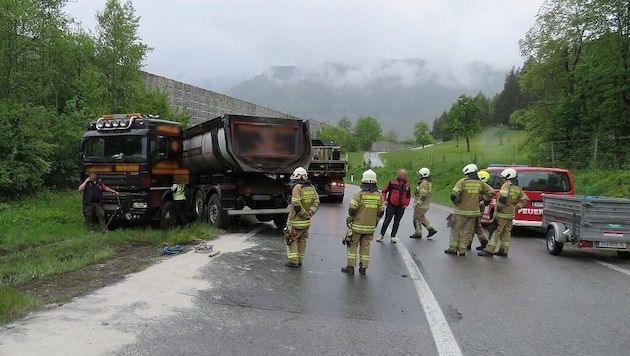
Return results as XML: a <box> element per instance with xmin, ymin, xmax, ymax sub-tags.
<box><xmin>409</xmin><ymin>233</ymin><xmax>422</xmax><ymax>239</ymax></box>
<box><xmin>341</xmin><ymin>266</ymin><xmax>355</xmax><ymax>274</ymax></box>
<box><xmin>494</xmin><ymin>249</ymin><xmax>508</xmax><ymax>257</ymax></box>
<box><xmin>427</xmin><ymin>228</ymin><xmax>438</xmax><ymax>238</ymax></box>
<box><xmin>358</xmin><ymin>262</ymin><xmax>366</xmax><ymax>275</ymax></box>
<box><xmin>476</xmin><ymin>241</ymin><xmax>488</xmax><ymax>251</ymax></box>
<box><xmin>284</xmin><ymin>262</ymin><xmax>300</xmax><ymax>268</ymax></box>
<box><xmin>477</xmin><ymin>250</ymin><xmax>494</xmax><ymax>257</ymax></box>
<box><xmin>444</xmin><ymin>249</ymin><xmax>457</xmax><ymax>256</ymax></box>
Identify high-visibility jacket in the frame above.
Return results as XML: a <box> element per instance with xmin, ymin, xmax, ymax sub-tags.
<box><xmin>382</xmin><ymin>179</ymin><xmax>411</xmax><ymax>207</ymax></box>
<box><xmin>348</xmin><ymin>189</ymin><xmax>385</xmax><ymax>234</ymax></box>
<box><xmin>495</xmin><ymin>181</ymin><xmax>529</xmax><ymax>219</ymax></box>
<box><xmin>451</xmin><ymin>178</ymin><xmax>494</xmax><ymax>217</ymax></box>
<box><xmin>172</xmin><ymin>184</ymin><xmax>186</xmax><ymax>201</ymax></box>
<box><xmin>288</xmin><ymin>183</ymin><xmax>320</xmax><ymax>230</ymax></box>
<box><xmin>414</xmin><ymin>179</ymin><xmax>432</xmax><ymax>209</ymax></box>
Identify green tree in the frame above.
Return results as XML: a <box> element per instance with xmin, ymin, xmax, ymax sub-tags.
<box><xmin>413</xmin><ymin>121</ymin><xmax>435</xmax><ymax>148</ymax></box>
<box><xmin>317</xmin><ymin>125</ymin><xmax>358</xmax><ymax>152</ymax></box>
<box><xmin>490</xmin><ymin>68</ymin><xmax>527</xmax><ymax>125</ymax></box>
<box><xmin>337</xmin><ymin>116</ymin><xmax>352</xmax><ymax>131</ymax></box>
<box><xmin>493</xmin><ymin>123</ymin><xmax>509</xmax><ymax>145</ymax></box>
<box><xmin>448</xmin><ymin>95</ymin><xmax>482</xmax><ymax>152</ymax></box>
<box><xmin>354</xmin><ymin>117</ymin><xmax>383</xmax><ymax>151</ymax></box>
<box><xmin>384</xmin><ymin>129</ymin><xmax>398</xmax><ymax>143</ymax></box>
<box><xmin>96</xmin><ymin>0</ymin><xmax>152</xmax><ymax>112</ymax></box>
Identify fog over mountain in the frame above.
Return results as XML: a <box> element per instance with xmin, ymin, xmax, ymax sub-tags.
<box><xmin>227</xmin><ymin>59</ymin><xmax>506</xmax><ymax>138</ymax></box>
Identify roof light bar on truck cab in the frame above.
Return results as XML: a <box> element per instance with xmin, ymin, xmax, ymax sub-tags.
<box><xmin>96</xmin><ymin>113</ymin><xmax>141</xmax><ymax>131</ymax></box>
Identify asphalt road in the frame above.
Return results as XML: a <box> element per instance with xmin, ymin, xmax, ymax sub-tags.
<box><xmin>119</xmin><ymin>185</ymin><xmax>630</xmax><ymax>356</ymax></box>
<box><xmin>4</xmin><ymin>185</ymin><xmax>630</xmax><ymax>355</ymax></box>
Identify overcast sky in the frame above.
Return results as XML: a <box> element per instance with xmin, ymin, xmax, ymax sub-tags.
<box><xmin>65</xmin><ymin>0</ymin><xmax>544</xmax><ymax>91</ymax></box>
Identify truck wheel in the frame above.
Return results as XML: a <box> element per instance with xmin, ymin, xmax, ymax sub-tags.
<box><xmin>193</xmin><ymin>190</ymin><xmax>206</xmax><ymax>222</ymax></box>
<box><xmin>273</xmin><ymin>214</ymin><xmax>288</xmax><ymax>230</ymax></box>
<box><xmin>208</xmin><ymin>194</ymin><xmax>228</xmax><ymax>229</ymax></box>
<box><xmin>256</xmin><ymin>215</ymin><xmax>273</xmax><ymax>222</ymax></box>
<box><xmin>160</xmin><ymin>201</ymin><xmax>178</xmax><ymax>230</ymax></box>
<box><xmin>546</xmin><ymin>227</ymin><xmax>564</xmax><ymax>256</ymax></box>
<box><xmin>617</xmin><ymin>251</ymin><xmax>630</xmax><ymax>259</ymax></box>
<box><xmin>334</xmin><ymin>195</ymin><xmax>344</xmax><ymax>204</ymax></box>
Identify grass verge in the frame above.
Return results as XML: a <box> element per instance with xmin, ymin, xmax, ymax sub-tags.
<box><xmin>0</xmin><ymin>190</ymin><xmax>218</xmax><ymax>323</ymax></box>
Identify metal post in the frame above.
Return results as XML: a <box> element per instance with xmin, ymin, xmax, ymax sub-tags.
<box><xmin>512</xmin><ymin>144</ymin><xmax>515</xmax><ymax>164</ymax></box>
<box><xmin>551</xmin><ymin>142</ymin><xmax>555</xmax><ymax>167</ymax></box>
<box><xmin>593</xmin><ymin>138</ymin><xmax>598</xmax><ymax>165</ymax></box>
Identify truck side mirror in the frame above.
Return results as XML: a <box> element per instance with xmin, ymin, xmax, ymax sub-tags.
<box><xmin>78</xmin><ymin>140</ymin><xmax>85</xmax><ymax>159</ymax></box>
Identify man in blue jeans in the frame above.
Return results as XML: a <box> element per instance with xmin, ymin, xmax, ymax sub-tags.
<box><xmin>377</xmin><ymin>169</ymin><xmax>411</xmax><ymax>243</ymax></box>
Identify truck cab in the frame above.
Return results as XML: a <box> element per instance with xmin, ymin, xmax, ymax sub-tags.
<box><xmin>308</xmin><ymin>139</ymin><xmax>347</xmax><ymax>203</ymax></box>
<box><xmin>79</xmin><ymin>114</ymin><xmax>188</xmax><ymax>228</ymax></box>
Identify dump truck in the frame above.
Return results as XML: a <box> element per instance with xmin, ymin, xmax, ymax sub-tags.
<box><xmin>79</xmin><ymin>113</ymin><xmax>311</xmax><ymax>229</ymax></box>
<box><xmin>308</xmin><ymin>139</ymin><xmax>347</xmax><ymax>203</ymax></box>
<box><xmin>543</xmin><ymin>195</ymin><xmax>630</xmax><ymax>258</ymax></box>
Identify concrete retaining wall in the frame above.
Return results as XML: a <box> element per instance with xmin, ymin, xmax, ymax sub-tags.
<box><xmin>141</xmin><ymin>71</ymin><xmax>325</xmax><ymax>133</ymax></box>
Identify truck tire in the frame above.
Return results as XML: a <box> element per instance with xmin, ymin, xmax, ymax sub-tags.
<box><xmin>193</xmin><ymin>190</ymin><xmax>206</xmax><ymax>222</ymax></box>
<box><xmin>256</xmin><ymin>215</ymin><xmax>273</xmax><ymax>222</ymax></box>
<box><xmin>159</xmin><ymin>201</ymin><xmax>178</xmax><ymax>230</ymax></box>
<box><xmin>273</xmin><ymin>214</ymin><xmax>288</xmax><ymax>230</ymax></box>
<box><xmin>333</xmin><ymin>195</ymin><xmax>344</xmax><ymax>204</ymax></box>
<box><xmin>546</xmin><ymin>227</ymin><xmax>564</xmax><ymax>256</ymax></box>
<box><xmin>617</xmin><ymin>251</ymin><xmax>630</xmax><ymax>259</ymax></box>
<box><xmin>208</xmin><ymin>194</ymin><xmax>229</xmax><ymax>229</ymax></box>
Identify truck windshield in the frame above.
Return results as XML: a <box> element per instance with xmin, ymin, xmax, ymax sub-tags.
<box><xmin>84</xmin><ymin>136</ymin><xmax>147</xmax><ymax>162</ymax></box>
<box><xmin>490</xmin><ymin>171</ymin><xmax>571</xmax><ymax>192</ymax></box>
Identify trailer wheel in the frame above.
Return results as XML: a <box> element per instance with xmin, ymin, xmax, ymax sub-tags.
<box><xmin>273</xmin><ymin>214</ymin><xmax>288</xmax><ymax>230</ymax></box>
<box><xmin>208</xmin><ymin>194</ymin><xmax>228</xmax><ymax>229</ymax></box>
<box><xmin>616</xmin><ymin>251</ymin><xmax>630</xmax><ymax>259</ymax></box>
<box><xmin>159</xmin><ymin>201</ymin><xmax>178</xmax><ymax>230</ymax></box>
<box><xmin>193</xmin><ymin>190</ymin><xmax>206</xmax><ymax>222</ymax></box>
<box><xmin>546</xmin><ymin>227</ymin><xmax>564</xmax><ymax>255</ymax></box>
<box><xmin>334</xmin><ymin>195</ymin><xmax>345</xmax><ymax>204</ymax></box>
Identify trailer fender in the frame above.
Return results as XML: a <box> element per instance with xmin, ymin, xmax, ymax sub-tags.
<box><xmin>547</xmin><ymin>222</ymin><xmax>569</xmax><ymax>243</ymax></box>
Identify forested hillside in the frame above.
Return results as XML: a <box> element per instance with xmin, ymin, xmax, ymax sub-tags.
<box><xmin>0</xmin><ymin>0</ymin><xmax>187</xmax><ymax>197</ymax></box>
<box><xmin>433</xmin><ymin>0</ymin><xmax>630</xmax><ymax>170</ymax></box>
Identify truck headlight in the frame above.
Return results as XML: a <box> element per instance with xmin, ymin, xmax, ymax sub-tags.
<box><xmin>132</xmin><ymin>202</ymin><xmax>148</xmax><ymax>209</ymax></box>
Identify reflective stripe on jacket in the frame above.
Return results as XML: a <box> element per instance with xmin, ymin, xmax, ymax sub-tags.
<box><xmin>288</xmin><ymin>183</ymin><xmax>320</xmax><ymax>230</ymax></box>
<box><xmin>414</xmin><ymin>179</ymin><xmax>432</xmax><ymax>209</ymax></box>
<box><xmin>348</xmin><ymin>190</ymin><xmax>385</xmax><ymax>234</ymax></box>
<box><xmin>173</xmin><ymin>184</ymin><xmax>186</xmax><ymax>201</ymax></box>
<box><xmin>495</xmin><ymin>182</ymin><xmax>529</xmax><ymax>219</ymax></box>
<box><xmin>452</xmin><ymin>178</ymin><xmax>494</xmax><ymax>217</ymax></box>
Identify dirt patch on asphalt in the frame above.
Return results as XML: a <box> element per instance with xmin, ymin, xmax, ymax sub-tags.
<box><xmin>19</xmin><ymin>245</ymin><xmax>161</xmax><ymax>306</ymax></box>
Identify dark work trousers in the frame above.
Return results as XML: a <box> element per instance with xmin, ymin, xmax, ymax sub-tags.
<box><xmin>174</xmin><ymin>200</ymin><xmax>189</xmax><ymax>226</ymax></box>
<box><xmin>84</xmin><ymin>203</ymin><xmax>106</xmax><ymax>231</ymax></box>
<box><xmin>380</xmin><ymin>205</ymin><xmax>406</xmax><ymax>237</ymax></box>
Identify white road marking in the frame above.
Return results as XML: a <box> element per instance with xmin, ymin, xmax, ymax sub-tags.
<box><xmin>395</xmin><ymin>242</ymin><xmax>463</xmax><ymax>356</ymax></box>
<box><xmin>593</xmin><ymin>260</ymin><xmax>630</xmax><ymax>277</ymax></box>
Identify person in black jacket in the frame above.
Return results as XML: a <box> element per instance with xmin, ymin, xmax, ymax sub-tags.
<box><xmin>79</xmin><ymin>172</ymin><xmax>119</xmax><ymax>232</ymax></box>
<box><xmin>377</xmin><ymin>169</ymin><xmax>411</xmax><ymax>243</ymax></box>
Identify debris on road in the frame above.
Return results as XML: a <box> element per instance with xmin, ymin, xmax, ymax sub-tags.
<box><xmin>160</xmin><ymin>245</ymin><xmax>184</xmax><ymax>255</ymax></box>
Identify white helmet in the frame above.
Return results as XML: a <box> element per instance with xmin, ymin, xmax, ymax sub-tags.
<box><xmin>500</xmin><ymin>168</ymin><xmax>517</xmax><ymax>180</ymax></box>
<box><xmin>362</xmin><ymin>169</ymin><xmax>377</xmax><ymax>184</ymax></box>
<box><xmin>418</xmin><ymin>167</ymin><xmax>430</xmax><ymax>178</ymax></box>
<box><xmin>291</xmin><ymin>167</ymin><xmax>308</xmax><ymax>180</ymax></box>
<box><xmin>463</xmin><ymin>163</ymin><xmax>478</xmax><ymax>175</ymax></box>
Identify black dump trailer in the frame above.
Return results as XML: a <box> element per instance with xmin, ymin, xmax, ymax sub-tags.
<box><xmin>182</xmin><ymin>114</ymin><xmax>312</xmax><ymax>229</ymax></box>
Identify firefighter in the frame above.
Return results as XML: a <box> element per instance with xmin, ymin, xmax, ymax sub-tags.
<box><xmin>467</xmin><ymin>170</ymin><xmax>491</xmax><ymax>250</ymax></box>
<box><xmin>78</xmin><ymin>172</ymin><xmax>119</xmax><ymax>232</ymax></box>
<box><xmin>170</xmin><ymin>183</ymin><xmax>189</xmax><ymax>228</ymax></box>
<box><xmin>342</xmin><ymin>169</ymin><xmax>385</xmax><ymax>275</ymax></box>
<box><xmin>478</xmin><ymin>168</ymin><xmax>529</xmax><ymax>257</ymax></box>
<box><xmin>377</xmin><ymin>169</ymin><xmax>411</xmax><ymax>243</ymax></box>
<box><xmin>285</xmin><ymin>167</ymin><xmax>320</xmax><ymax>268</ymax></box>
<box><xmin>410</xmin><ymin>167</ymin><xmax>437</xmax><ymax>239</ymax></box>
<box><xmin>445</xmin><ymin>164</ymin><xmax>494</xmax><ymax>256</ymax></box>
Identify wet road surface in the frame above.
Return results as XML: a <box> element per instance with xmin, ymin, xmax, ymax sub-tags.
<box><xmin>118</xmin><ymin>185</ymin><xmax>630</xmax><ymax>355</ymax></box>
